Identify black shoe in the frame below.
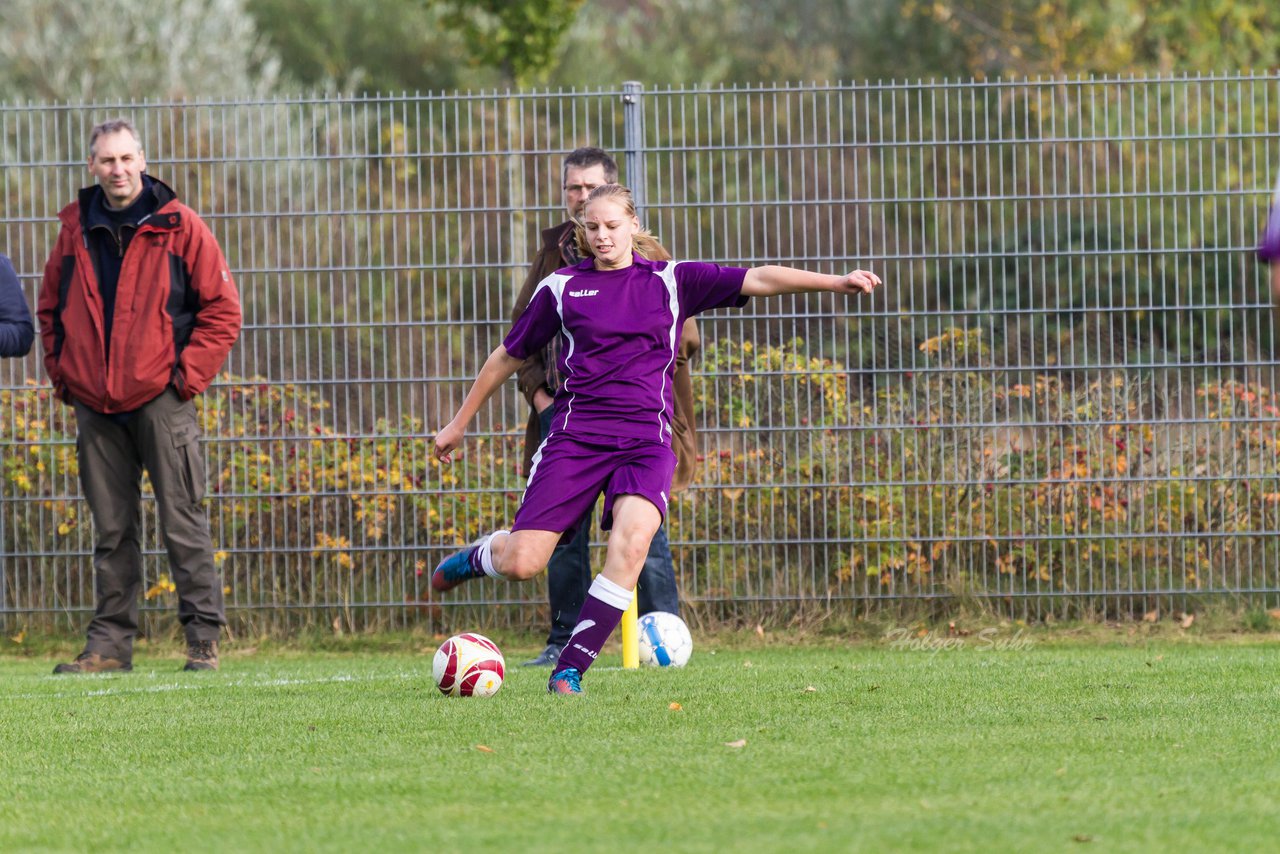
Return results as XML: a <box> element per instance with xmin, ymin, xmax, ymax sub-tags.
<box><xmin>521</xmin><ymin>644</ymin><xmax>562</xmax><ymax>667</ymax></box>
<box><xmin>53</xmin><ymin>651</ymin><xmax>132</xmax><ymax>674</ymax></box>
<box><xmin>184</xmin><ymin>640</ymin><xmax>219</xmax><ymax>671</ymax></box>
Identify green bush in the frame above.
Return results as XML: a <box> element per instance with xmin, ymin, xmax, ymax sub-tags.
<box><xmin>4</xmin><ymin>336</ymin><xmax>1279</xmax><ymax>628</ymax></box>
<box><xmin>689</xmin><ymin>329</ymin><xmax>1280</xmax><ymax>618</ymax></box>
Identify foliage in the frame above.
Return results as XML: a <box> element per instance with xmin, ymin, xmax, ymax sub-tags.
<box><xmin>548</xmin><ymin>0</ymin><xmax>1280</xmax><ymax>91</ymax></box>
<box><xmin>440</xmin><ymin>0</ymin><xmax>587</xmax><ymax>86</ymax></box>
<box><xmin>0</xmin><ymin>376</ymin><xmax>524</xmax><ymax>634</ymax></box>
<box><xmin>891</xmin><ymin>0</ymin><xmax>1280</xmax><ymax>79</ymax></box>
<box><xmin>935</xmin><ymin>214</ymin><xmax>1260</xmax><ymax>368</ymax></box>
<box><xmin>247</xmin><ymin>0</ymin><xmax>587</xmax><ymax>93</ymax></box>
<box><xmin>551</xmin><ymin>0</ymin><xmax>831</xmax><ymax>87</ymax></box>
<box><xmin>245</xmin><ymin>0</ymin><xmax>490</xmax><ymax>93</ymax></box>
<box><xmin>688</xmin><ymin>331</ymin><xmax>1280</xmax><ymax>618</ymax></box>
<box><xmin>863</xmin><ymin>74</ymin><xmax>1276</xmax><ymax>370</ymax></box>
<box><xmin>0</xmin><ymin>0</ymin><xmax>279</xmax><ymax>102</ymax></box>
<box><xmin>5</xmin><ymin>327</ymin><xmax>1279</xmax><ymax>629</ymax></box>
<box><xmin>696</xmin><ymin>337</ymin><xmax>852</xmax><ymax>429</ymax></box>
<box><xmin>4</xmin><ymin>0</ymin><xmax>1279</xmax><ymax>105</ymax></box>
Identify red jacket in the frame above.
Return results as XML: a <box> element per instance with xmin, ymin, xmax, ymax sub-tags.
<box><xmin>38</xmin><ymin>181</ymin><xmax>241</xmax><ymax>412</ymax></box>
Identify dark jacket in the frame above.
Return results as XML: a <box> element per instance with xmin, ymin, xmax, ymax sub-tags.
<box><xmin>37</xmin><ymin>179</ymin><xmax>241</xmax><ymax>412</ymax></box>
<box><xmin>512</xmin><ymin>221</ymin><xmax>702</xmax><ymax>492</ymax></box>
<box><xmin>0</xmin><ymin>253</ymin><xmax>34</xmax><ymax>358</ymax></box>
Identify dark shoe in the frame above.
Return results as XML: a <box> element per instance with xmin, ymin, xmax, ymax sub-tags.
<box><xmin>184</xmin><ymin>640</ymin><xmax>219</xmax><ymax>671</ymax></box>
<box><xmin>53</xmin><ymin>651</ymin><xmax>132</xmax><ymax>674</ymax></box>
<box><xmin>548</xmin><ymin>667</ymin><xmax>583</xmax><ymax>695</ymax></box>
<box><xmin>431</xmin><ymin>545</ymin><xmax>481</xmax><ymax>592</ymax></box>
<box><xmin>522</xmin><ymin>643</ymin><xmax>562</xmax><ymax>667</ymax></box>
<box><xmin>431</xmin><ymin>530</ymin><xmax>510</xmax><ymax>592</ymax></box>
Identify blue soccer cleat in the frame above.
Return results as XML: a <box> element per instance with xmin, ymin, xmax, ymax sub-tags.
<box><xmin>431</xmin><ymin>545</ymin><xmax>482</xmax><ymax>592</ymax></box>
<box><xmin>547</xmin><ymin>667</ymin><xmax>583</xmax><ymax>695</ymax></box>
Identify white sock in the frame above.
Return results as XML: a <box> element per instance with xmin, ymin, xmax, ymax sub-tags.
<box><xmin>477</xmin><ymin>530</ymin><xmax>509</xmax><ymax>579</ymax></box>
<box><xmin>587</xmin><ymin>574</ymin><xmax>634</xmax><ymax>610</ymax></box>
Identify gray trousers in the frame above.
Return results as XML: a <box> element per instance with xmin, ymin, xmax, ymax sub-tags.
<box><xmin>74</xmin><ymin>389</ymin><xmax>224</xmax><ymax>659</ymax></box>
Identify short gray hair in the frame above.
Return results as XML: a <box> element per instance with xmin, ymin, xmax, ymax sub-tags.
<box><xmin>89</xmin><ymin>119</ymin><xmax>142</xmax><ymax>158</ymax></box>
<box><xmin>562</xmin><ymin>147</ymin><xmax>618</xmax><ymax>185</ymax></box>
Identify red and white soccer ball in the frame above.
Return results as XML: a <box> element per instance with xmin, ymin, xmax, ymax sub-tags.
<box><xmin>433</xmin><ymin>633</ymin><xmax>505</xmax><ymax>697</ymax></box>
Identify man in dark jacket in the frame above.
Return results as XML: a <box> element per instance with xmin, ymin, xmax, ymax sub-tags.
<box><xmin>512</xmin><ymin>147</ymin><xmax>698</xmax><ymax>666</ymax></box>
<box><xmin>0</xmin><ymin>254</ymin><xmax>34</xmax><ymax>358</ymax></box>
<box><xmin>38</xmin><ymin>118</ymin><xmax>242</xmax><ymax>673</ymax></box>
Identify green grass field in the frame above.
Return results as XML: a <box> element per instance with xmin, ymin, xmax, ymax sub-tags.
<box><xmin>2</xmin><ymin>634</ymin><xmax>1279</xmax><ymax>852</ymax></box>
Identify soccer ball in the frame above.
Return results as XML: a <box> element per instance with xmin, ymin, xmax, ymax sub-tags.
<box><xmin>433</xmin><ymin>633</ymin><xmax>505</xmax><ymax>697</ymax></box>
<box><xmin>637</xmin><ymin>611</ymin><xmax>693</xmax><ymax>667</ymax></box>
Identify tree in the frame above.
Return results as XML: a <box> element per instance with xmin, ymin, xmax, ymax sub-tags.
<box><xmin>440</xmin><ymin>0</ymin><xmax>587</xmax><ymax>86</ymax></box>
<box><xmin>890</xmin><ymin>0</ymin><xmax>1280</xmax><ymax>79</ymax></box>
<box><xmin>248</xmin><ymin>0</ymin><xmax>587</xmax><ymax>94</ymax></box>
<box><xmin>0</xmin><ymin>0</ymin><xmax>279</xmax><ymax>103</ymax></box>
<box><xmin>549</xmin><ymin>0</ymin><xmax>859</xmax><ymax>88</ymax></box>
<box><xmin>246</xmin><ymin>0</ymin><xmax>491</xmax><ymax>93</ymax></box>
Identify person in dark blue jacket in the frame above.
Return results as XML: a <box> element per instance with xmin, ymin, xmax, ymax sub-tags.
<box><xmin>0</xmin><ymin>253</ymin><xmax>33</xmax><ymax>626</ymax></box>
<box><xmin>0</xmin><ymin>254</ymin><xmax>34</xmax><ymax>358</ymax></box>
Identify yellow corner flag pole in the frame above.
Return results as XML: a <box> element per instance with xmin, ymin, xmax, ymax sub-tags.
<box><xmin>621</xmin><ymin>593</ymin><xmax>639</xmax><ymax>669</ymax></box>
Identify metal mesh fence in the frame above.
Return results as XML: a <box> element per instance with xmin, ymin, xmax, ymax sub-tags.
<box><xmin>2</xmin><ymin>75</ymin><xmax>1279</xmax><ymax>635</ymax></box>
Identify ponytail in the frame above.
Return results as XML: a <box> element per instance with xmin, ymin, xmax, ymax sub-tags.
<box><xmin>633</xmin><ymin>231</ymin><xmax>671</xmax><ymax>262</ymax></box>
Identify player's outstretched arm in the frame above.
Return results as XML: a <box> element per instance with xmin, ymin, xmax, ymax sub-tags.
<box><xmin>434</xmin><ymin>345</ymin><xmax>522</xmax><ymax>462</ymax></box>
<box><xmin>741</xmin><ymin>265</ymin><xmax>881</xmax><ymax>298</ymax></box>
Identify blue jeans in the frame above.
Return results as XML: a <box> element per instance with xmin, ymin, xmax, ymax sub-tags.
<box><xmin>538</xmin><ymin>408</ymin><xmax>680</xmax><ymax>647</ymax></box>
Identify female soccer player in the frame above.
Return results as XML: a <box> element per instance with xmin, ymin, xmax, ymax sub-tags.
<box><xmin>1261</xmin><ymin>175</ymin><xmax>1280</xmax><ymax>338</ymax></box>
<box><xmin>432</xmin><ymin>183</ymin><xmax>881</xmax><ymax>694</ymax></box>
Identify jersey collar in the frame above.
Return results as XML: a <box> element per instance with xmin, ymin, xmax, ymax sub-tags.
<box><xmin>575</xmin><ymin>251</ymin><xmax>657</xmax><ymax>272</ymax></box>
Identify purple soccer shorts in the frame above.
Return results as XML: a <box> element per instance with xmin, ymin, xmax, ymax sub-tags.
<box><xmin>512</xmin><ymin>433</ymin><xmax>677</xmax><ymax>539</ymax></box>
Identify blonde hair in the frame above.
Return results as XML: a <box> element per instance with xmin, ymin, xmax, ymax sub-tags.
<box><xmin>574</xmin><ymin>184</ymin><xmax>671</xmax><ymax>261</ymax></box>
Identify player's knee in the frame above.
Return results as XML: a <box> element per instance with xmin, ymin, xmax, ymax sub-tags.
<box><xmin>500</xmin><ymin>544</ymin><xmax>545</xmax><ymax>581</ymax></box>
<box><xmin>509</xmin><ymin>560</ymin><xmax>544</xmax><ymax>581</ymax></box>
<box><xmin>615</xmin><ymin>536</ymin><xmax>652</xmax><ymax>570</ymax></box>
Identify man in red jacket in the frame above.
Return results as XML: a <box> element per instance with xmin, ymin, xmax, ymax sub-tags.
<box><xmin>38</xmin><ymin>118</ymin><xmax>241</xmax><ymax>673</ymax></box>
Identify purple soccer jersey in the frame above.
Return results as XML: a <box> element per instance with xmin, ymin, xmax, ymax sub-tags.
<box><xmin>1262</xmin><ymin>177</ymin><xmax>1280</xmax><ymax>262</ymax></box>
<box><xmin>503</xmin><ymin>254</ymin><xmax>748</xmax><ymax>446</ymax></box>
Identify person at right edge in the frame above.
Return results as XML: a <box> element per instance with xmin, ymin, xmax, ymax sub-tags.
<box><xmin>509</xmin><ymin>147</ymin><xmax>695</xmax><ymax>667</ymax></box>
<box><xmin>1260</xmin><ymin>174</ymin><xmax>1280</xmax><ymax>336</ymax></box>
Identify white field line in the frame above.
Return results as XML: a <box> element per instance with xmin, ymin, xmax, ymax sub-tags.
<box><xmin>0</xmin><ymin>670</ymin><xmax>422</xmax><ymax>701</ymax></box>
<box><xmin>2</xmin><ymin>661</ymin><xmax>623</xmax><ymax>701</ymax></box>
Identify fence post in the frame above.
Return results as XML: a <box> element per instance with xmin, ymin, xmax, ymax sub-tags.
<box><xmin>622</xmin><ymin>81</ymin><xmax>646</xmax><ymax>218</ymax></box>
<box><xmin>621</xmin><ymin>80</ymin><xmax>645</xmax><ymax>668</ymax></box>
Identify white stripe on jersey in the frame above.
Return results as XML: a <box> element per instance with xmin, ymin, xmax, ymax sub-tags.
<box><xmin>656</xmin><ymin>261</ymin><xmax>683</xmax><ymax>444</ymax></box>
<box><xmin>524</xmin><ymin>438</ymin><xmax>547</xmax><ymax>504</ymax></box>
<box><xmin>530</xmin><ymin>272</ymin><xmax>576</xmax><ymax>434</ymax></box>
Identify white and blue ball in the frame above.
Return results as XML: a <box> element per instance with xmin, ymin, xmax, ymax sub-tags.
<box><xmin>637</xmin><ymin>611</ymin><xmax>693</xmax><ymax>667</ymax></box>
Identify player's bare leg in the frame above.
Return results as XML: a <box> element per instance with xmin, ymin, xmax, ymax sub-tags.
<box><xmin>549</xmin><ymin>495</ymin><xmax>660</xmax><ymax>694</ymax></box>
<box><xmin>431</xmin><ymin>529</ymin><xmax>560</xmax><ymax>592</ymax></box>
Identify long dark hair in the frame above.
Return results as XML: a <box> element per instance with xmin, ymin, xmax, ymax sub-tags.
<box><xmin>573</xmin><ymin>184</ymin><xmax>671</xmax><ymax>261</ymax></box>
